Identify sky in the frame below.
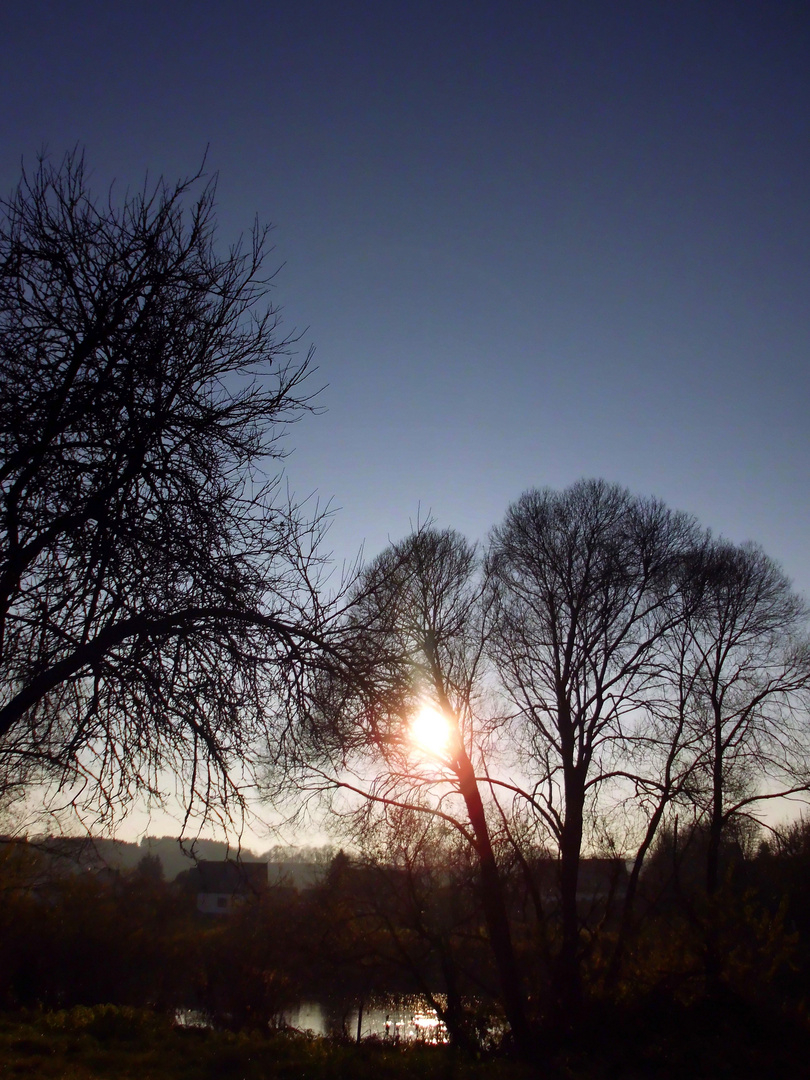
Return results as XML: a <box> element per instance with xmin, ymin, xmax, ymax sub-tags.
<box><xmin>2</xmin><ymin>1</ymin><xmax>809</xmax><ymax>841</ymax></box>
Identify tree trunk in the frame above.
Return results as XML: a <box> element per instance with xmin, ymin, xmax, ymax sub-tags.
<box><xmin>455</xmin><ymin>752</ymin><xmax>534</xmax><ymax>1059</ymax></box>
<box><xmin>558</xmin><ymin>777</ymin><xmax>584</xmax><ymax>1016</ymax></box>
<box><xmin>704</xmin><ymin>703</ymin><xmax>725</xmax><ymax>995</ymax></box>
<box><xmin>425</xmin><ymin>629</ymin><xmax>534</xmax><ymax>1059</ymax></box>
<box><xmin>606</xmin><ymin>795</ymin><xmax>669</xmax><ymax>989</ymax></box>
<box><xmin>706</xmin><ymin>709</ymin><xmax>724</xmax><ymax>899</ymax></box>
<box><xmin>438</xmin><ymin>949</ymin><xmax>477</xmax><ymax>1054</ymax></box>
<box><xmin>355</xmin><ymin>998</ymin><xmax>364</xmax><ymax>1043</ymax></box>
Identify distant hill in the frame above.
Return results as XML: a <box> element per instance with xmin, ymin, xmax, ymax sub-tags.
<box><xmin>20</xmin><ymin>835</ymin><xmax>332</xmax><ymax>886</ymax></box>
<box><xmin>138</xmin><ymin>836</ymin><xmax>263</xmax><ymax>881</ymax></box>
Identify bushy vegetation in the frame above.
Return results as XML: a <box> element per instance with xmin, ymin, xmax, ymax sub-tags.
<box><xmin>1</xmin><ymin>999</ymin><xmax>808</xmax><ymax>1079</ymax></box>
<box><xmin>0</xmin><ymin>1006</ymin><xmax>539</xmax><ymax>1080</ymax></box>
<box><xmin>3</xmin><ymin>825</ymin><xmax>810</xmax><ymax>1074</ymax></box>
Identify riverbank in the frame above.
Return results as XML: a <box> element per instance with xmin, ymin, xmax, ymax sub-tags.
<box><xmin>0</xmin><ymin>1006</ymin><xmax>531</xmax><ymax>1080</ymax></box>
<box><xmin>2</xmin><ymin>1000</ymin><xmax>809</xmax><ymax>1078</ymax></box>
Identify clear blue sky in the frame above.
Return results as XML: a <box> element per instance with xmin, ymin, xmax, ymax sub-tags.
<box><xmin>3</xmin><ymin>1</ymin><xmax>808</xmax><ymax>598</ymax></box>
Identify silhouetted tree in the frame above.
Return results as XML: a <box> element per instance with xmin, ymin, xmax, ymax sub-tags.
<box><xmin>135</xmin><ymin>853</ymin><xmax>164</xmax><ymax>883</ymax></box>
<box><xmin>290</xmin><ymin>526</ymin><xmax>534</xmax><ymax>1055</ymax></box>
<box><xmin>194</xmin><ymin>884</ymin><xmax>302</xmax><ymax>1030</ymax></box>
<box><xmin>681</xmin><ymin>541</ymin><xmax>809</xmax><ymax>900</ymax></box>
<box><xmin>0</xmin><ymin>858</ymin><xmax>194</xmax><ymax>1010</ymax></box>
<box><xmin>277</xmin><ymin>481</ymin><xmax>810</xmax><ymax>1039</ymax></box>
<box><xmin>487</xmin><ymin>480</ymin><xmax>704</xmax><ymax>1011</ymax></box>
<box><xmin>671</xmin><ymin>541</ymin><xmax>810</xmax><ymax>992</ymax></box>
<box><xmin>0</xmin><ymin>152</ymin><xmax>333</xmax><ymax>824</ymax></box>
<box><xmin>356</xmin><ymin>807</ymin><xmax>500</xmax><ymax>1051</ymax></box>
<box><xmin>603</xmin><ymin>541</ymin><xmax>719</xmax><ymax>988</ymax></box>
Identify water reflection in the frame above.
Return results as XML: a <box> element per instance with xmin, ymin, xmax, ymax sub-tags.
<box><xmin>282</xmin><ymin>995</ymin><xmax>449</xmax><ymax>1044</ymax></box>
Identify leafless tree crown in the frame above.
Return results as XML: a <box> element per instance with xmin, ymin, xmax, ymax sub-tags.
<box><xmin>0</xmin><ymin>152</ymin><xmax>329</xmax><ymax>825</ymax></box>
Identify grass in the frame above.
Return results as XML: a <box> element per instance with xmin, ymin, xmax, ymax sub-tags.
<box><xmin>0</xmin><ymin>1006</ymin><xmax>538</xmax><ymax>1080</ymax></box>
<box><xmin>2</xmin><ymin>1000</ymin><xmax>809</xmax><ymax>1079</ymax></box>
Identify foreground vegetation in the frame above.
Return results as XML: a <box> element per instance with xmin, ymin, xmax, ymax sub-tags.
<box><xmin>0</xmin><ymin>1006</ymin><xmax>534</xmax><ymax>1080</ymax></box>
<box><xmin>1</xmin><ymin>1001</ymin><xmax>809</xmax><ymax>1079</ymax></box>
<box><xmin>4</xmin><ymin>831</ymin><xmax>810</xmax><ymax>1076</ymax></box>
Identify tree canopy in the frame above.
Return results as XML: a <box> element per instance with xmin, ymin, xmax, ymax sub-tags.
<box><xmin>0</xmin><ymin>152</ymin><xmax>331</xmax><ymax>825</ymax></box>
<box><xmin>287</xmin><ymin>481</ymin><xmax>810</xmax><ymax>1028</ymax></box>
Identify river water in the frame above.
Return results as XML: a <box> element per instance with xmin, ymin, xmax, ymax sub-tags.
<box><xmin>176</xmin><ymin>995</ymin><xmax>450</xmax><ymax>1043</ymax></box>
<box><xmin>282</xmin><ymin>995</ymin><xmax>448</xmax><ymax>1043</ymax></box>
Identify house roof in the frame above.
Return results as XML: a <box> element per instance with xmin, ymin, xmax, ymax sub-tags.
<box><xmin>195</xmin><ymin>859</ymin><xmax>268</xmax><ymax>895</ymax></box>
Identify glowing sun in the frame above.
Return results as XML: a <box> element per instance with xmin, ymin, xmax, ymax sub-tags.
<box><xmin>411</xmin><ymin>705</ymin><xmax>453</xmax><ymax>757</ymax></box>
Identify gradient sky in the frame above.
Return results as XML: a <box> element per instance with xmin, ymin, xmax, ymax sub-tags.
<box><xmin>2</xmin><ymin>2</ymin><xmax>809</xmax><ymax>841</ymax></box>
<box><xmin>3</xmin><ymin>0</ymin><xmax>808</xmax><ymax>592</ymax></box>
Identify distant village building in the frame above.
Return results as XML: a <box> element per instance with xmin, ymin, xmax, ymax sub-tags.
<box><xmin>193</xmin><ymin>860</ymin><xmax>268</xmax><ymax>915</ymax></box>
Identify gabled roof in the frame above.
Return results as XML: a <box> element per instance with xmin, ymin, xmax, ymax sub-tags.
<box><xmin>196</xmin><ymin>859</ymin><xmax>267</xmax><ymax>895</ymax></box>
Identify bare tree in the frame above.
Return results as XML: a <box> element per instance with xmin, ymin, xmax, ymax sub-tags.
<box><xmin>290</xmin><ymin>526</ymin><xmax>534</xmax><ymax>1055</ymax></box>
<box><xmin>601</xmin><ymin>544</ymin><xmax>720</xmax><ymax>987</ymax></box>
<box><xmin>0</xmin><ymin>151</ymin><xmax>333</xmax><ymax>826</ymax></box>
<box><xmin>487</xmin><ymin>479</ymin><xmax>704</xmax><ymax>1010</ymax></box>
<box><xmin>352</xmin><ymin>807</ymin><xmax>496</xmax><ymax>1051</ymax></box>
<box><xmin>680</xmin><ymin>541</ymin><xmax>810</xmax><ymax>900</ymax></box>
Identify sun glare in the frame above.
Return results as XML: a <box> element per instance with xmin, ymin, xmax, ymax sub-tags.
<box><xmin>410</xmin><ymin>705</ymin><xmax>453</xmax><ymax>758</ymax></box>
